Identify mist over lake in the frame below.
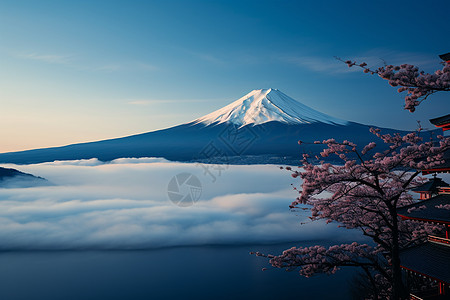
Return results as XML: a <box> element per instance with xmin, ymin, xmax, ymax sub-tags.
<box><xmin>0</xmin><ymin>159</ymin><xmax>364</xmax><ymax>299</ymax></box>
<box><xmin>0</xmin><ymin>158</ymin><xmax>361</xmax><ymax>250</ymax></box>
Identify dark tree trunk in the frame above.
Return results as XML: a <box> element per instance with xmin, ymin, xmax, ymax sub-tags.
<box><xmin>391</xmin><ymin>215</ymin><xmax>407</xmax><ymax>300</ymax></box>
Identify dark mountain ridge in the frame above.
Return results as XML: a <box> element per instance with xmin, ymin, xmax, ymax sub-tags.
<box><xmin>0</xmin><ymin>167</ymin><xmax>49</xmax><ymax>188</ymax></box>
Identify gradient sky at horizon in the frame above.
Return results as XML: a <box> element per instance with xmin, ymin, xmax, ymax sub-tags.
<box><xmin>1</xmin><ymin>0</ymin><xmax>449</xmax><ymax>152</ymax></box>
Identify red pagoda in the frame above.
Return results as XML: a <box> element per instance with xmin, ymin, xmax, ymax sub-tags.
<box><xmin>397</xmin><ymin>101</ymin><xmax>450</xmax><ymax>299</ymax></box>
<box><xmin>411</xmin><ymin>175</ymin><xmax>449</xmax><ymax>200</ymax></box>
<box><xmin>397</xmin><ymin>192</ymin><xmax>450</xmax><ymax>299</ymax></box>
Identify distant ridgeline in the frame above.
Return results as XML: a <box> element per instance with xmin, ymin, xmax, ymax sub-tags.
<box><xmin>0</xmin><ymin>167</ymin><xmax>50</xmax><ymax>188</ymax></box>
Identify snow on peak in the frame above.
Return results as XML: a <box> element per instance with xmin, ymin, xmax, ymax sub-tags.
<box><xmin>192</xmin><ymin>88</ymin><xmax>348</xmax><ymax>127</ymax></box>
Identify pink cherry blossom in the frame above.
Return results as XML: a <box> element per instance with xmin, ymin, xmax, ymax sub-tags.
<box><xmin>337</xmin><ymin>57</ymin><xmax>450</xmax><ymax>112</ymax></box>
<box><xmin>256</xmin><ymin>129</ymin><xmax>449</xmax><ymax>299</ymax></box>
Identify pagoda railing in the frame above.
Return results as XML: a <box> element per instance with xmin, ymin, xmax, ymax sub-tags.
<box><xmin>410</xmin><ymin>289</ymin><xmax>447</xmax><ymax>300</ymax></box>
<box><xmin>428</xmin><ymin>235</ymin><xmax>450</xmax><ymax>245</ymax></box>
<box><xmin>410</xmin><ymin>293</ymin><xmax>424</xmax><ymax>300</ymax></box>
<box><xmin>438</xmin><ymin>187</ymin><xmax>450</xmax><ymax>194</ymax></box>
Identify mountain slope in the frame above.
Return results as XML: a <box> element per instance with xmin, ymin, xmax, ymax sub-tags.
<box><xmin>0</xmin><ymin>89</ymin><xmax>431</xmax><ymax>165</ymax></box>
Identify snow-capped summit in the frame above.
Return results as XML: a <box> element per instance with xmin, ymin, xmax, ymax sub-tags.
<box><xmin>192</xmin><ymin>88</ymin><xmax>348</xmax><ymax>127</ymax></box>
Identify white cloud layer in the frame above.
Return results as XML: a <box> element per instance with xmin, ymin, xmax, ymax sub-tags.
<box><xmin>127</xmin><ymin>99</ymin><xmax>212</xmax><ymax>105</ymax></box>
<box><xmin>0</xmin><ymin>159</ymin><xmax>360</xmax><ymax>250</ymax></box>
<box><xmin>17</xmin><ymin>53</ymin><xmax>73</xmax><ymax>64</ymax></box>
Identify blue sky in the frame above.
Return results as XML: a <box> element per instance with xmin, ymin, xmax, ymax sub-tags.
<box><xmin>0</xmin><ymin>0</ymin><xmax>449</xmax><ymax>152</ymax></box>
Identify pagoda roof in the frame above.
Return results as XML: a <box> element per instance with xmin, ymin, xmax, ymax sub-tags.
<box><xmin>439</xmin><ymin>52</ymin><xmax>450</xmax><ymax>62</ymax></box>
<box><xmin>411</xmin><ymin>177</ymin><xmax>449</xmax><ymax>193</ymax></box>
<box><xmin>397</xmin><ymin>194</ymin><xmax>450</xmax><ymax>224</ymax></box>
<box><xmin>400</xmin><ymin>242</ymin><xmax>450</xmax><ymax>284</ymax></box>
<box><xmin>430</xmin><ymin>114</ymin><xmax>450</xmax><ymax>127</ymax></box>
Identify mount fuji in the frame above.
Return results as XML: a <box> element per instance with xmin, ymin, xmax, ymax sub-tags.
<box><xmin>193</xmin><ymin>88</ymin><xmax>348</xmax><ymax>127</ymax></box>
<box><xmin>0</xmin><ymin>89</ymin><xmax>427</xmax><ymax>165</ymax></box>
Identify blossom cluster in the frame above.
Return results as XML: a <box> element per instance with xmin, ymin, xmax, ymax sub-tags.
<box><xmin>343</xmin><ymin>59</ymin><xmax>450</xmax><ymax>112</ymax></box>
<box><xmin>264</xmin><ymin>129</ymin><xmax>449</xmax><ymax>298</ymax></box>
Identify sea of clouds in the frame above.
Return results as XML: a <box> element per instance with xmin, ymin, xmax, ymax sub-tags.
<box><xmin>0</xmin><ymin>158</ymin><xmax>360</xmax><ymax>250</ymax></box>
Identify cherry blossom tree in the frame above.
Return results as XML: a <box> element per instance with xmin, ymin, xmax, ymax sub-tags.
<box><xmin>338</xmin><ymin>57</ymin><xmax>450</xmax><ymax>112</ymax></box>
<box><xmin>253</xmin><ymin>58</ymin><xmax>450</xmax><ymax>299</ymax></box>
<box><xmin>253</xmin><ymin>131</ymin><xmax>449</xmax><ymax>299</ymax></box>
